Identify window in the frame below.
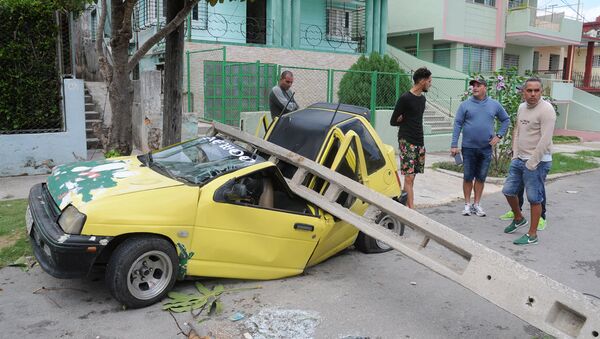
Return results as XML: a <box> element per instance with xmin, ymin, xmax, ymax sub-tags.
<box><xmin>503</xmin><ymin>53</ymin><xmax>519</xmax><ymax>70</ymax></box>
<box><xmin>338</xmin><ymin>119</ymin><xmax>386</xmax><ymax>175</ymax></box>
<box><xmin>90</xmin><ymin>9</ymin><xmax>97</xmax><ymax>41</ymax></box>
<box><xmin>433</xmin><ymin>43</ymin><xmax>451</xmax><ymax>68</ymax></box>
<box><xmin>463</xmin><ymin>45</ymin><xmax>494</xmax><ymax>74</ymax></box>
<box><xmin>593</xmin><ymin>55</ymin><xmax>600</xmax><ymax>68</ymax></box>
<box><xmin>327</xmin><ymin>7</ymin><xmax>353</xmax><ymax>41</ymax></box>
<box><xmin>549</xmin><ymin>54</ymin><xmax>560</xmax><ymax>71</ymax></box>
<box><xmin>466</xmin><ymin>0</ymin><xmax>496</xmax><ymax>6</ymax></box>
<box><xmin>192</xmin><ymin>0</ymin><xmax>209</xmax><ymax>29</ymax></box>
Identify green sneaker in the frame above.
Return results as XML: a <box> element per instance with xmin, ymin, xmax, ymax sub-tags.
<box><xmin>537</xmin><ymin>217</ymin><xmax>547</xmax><ymax>231</ymax></box>
<box><xmin>513</xmin><ymin>234</ymin><xmax>538</xmax><ymax>245</ymax></box>
<box><xmin>504</xmin><ymin>218</ymin><xmax>528</xmax><ymax>234</ymax></box>
<box><xmin>499</xmin><ymin>210</ymin><xmax>514</xmax><ymax>220</ymax></box>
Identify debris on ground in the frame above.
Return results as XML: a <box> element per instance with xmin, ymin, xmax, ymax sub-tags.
<box><xmin>244</xmin><ymin>308</ymin><xmax>320</xmax><ymax>339</ymax></box>
<box><xmin>229</xmin><ymin>312</ymin><xmax>245</xmax><ymax>322</ymax></box>
<box><xmin>8</xmin><ymin>256</ymin><xmax>37</xmax><ymax>271</ymax></box>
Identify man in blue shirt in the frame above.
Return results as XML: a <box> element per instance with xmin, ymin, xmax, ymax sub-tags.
<box><xmin>451</xmin><ymin>76</ymin><xmax>510</xmax><ymax>217</ymax></box>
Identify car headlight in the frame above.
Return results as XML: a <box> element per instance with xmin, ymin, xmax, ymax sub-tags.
<box><xmin>58</xmin><ymin>205</ymin><xmax>87</xmax><ymax>234</ymax></box>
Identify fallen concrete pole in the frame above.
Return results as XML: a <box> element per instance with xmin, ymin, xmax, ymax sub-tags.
<box><xmin>211</xmin><ymin>121</ymin><xmax>600</xmax><ymax>338</ymax></box>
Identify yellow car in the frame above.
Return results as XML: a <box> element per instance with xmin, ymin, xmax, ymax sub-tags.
<box><xmin>26</xmin><ymin>103</ymin><xmax>405</xmax><ymax>308</ymax></box>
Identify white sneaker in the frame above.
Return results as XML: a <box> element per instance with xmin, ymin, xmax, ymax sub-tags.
<box><xmin>473</xmin><ymin>204</ymin><xmax>486</xmax><ymax>217</ymax></box>
<box><xmin>462</xmin><ymin>204</ymin><xmax>472</xmax><ymax>216</ymax></box>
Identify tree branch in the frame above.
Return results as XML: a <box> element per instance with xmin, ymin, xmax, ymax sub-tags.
<box><xmin>127</xmin><ymin>0</ymin><xmax>199</xmax><ymax>73</ymax></box>
<box><xmin>96</xmin><ymin>0</ymin><xmax>113</xmax><ymax>83</ymax></box>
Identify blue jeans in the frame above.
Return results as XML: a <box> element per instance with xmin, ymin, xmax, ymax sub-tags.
<box><xmin>503</xmin><ymin>159</ymin><xmax>552</xmax><ymax>204</ymax></box>
<box><xmin>462</xmin><ymin>146</ymin><xmax>493</xmax><ymax>182</ymax></box>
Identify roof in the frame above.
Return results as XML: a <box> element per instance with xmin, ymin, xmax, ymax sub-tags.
<box><xmin>267</xmin><ymin>102</ymin><xmax>370</xmax><ymax>160</ymax></box>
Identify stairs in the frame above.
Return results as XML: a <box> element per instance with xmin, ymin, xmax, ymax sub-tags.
<box><xmin>423</xmin><ymin>105</ymin><xmax>454</xmax><ymax>134</ymax></box>
<box><xmin>84</xmin><ymin>86</ymin><xmax>102</xmax><ymax>150</ymax></box>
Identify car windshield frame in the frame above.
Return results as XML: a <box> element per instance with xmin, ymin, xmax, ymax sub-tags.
<box><xmin>141</xmin><ymin>136</ymin><xmax>264</xmax><ymax>186</ymax></box>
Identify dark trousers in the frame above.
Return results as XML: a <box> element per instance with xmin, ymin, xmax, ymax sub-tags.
<box><xmin>517</xmin><ymin>185</ymin><xmax>547</xmax><ymax>219</ymax></box>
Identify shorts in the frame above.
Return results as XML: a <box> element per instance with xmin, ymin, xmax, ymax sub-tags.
<box><xmin>398</xmin><ymin>139</ymin><xmax>426</xmax><ymax>175</ymax></box>
<box><xmin>502</xmin><ymin>159</ymin><xmax>552</xmax><ymax>204</ymax></box>
<box><xmin>462</xmin><ymin>146</ymin><xmax>493</xmax><ymax>182</ymax></box>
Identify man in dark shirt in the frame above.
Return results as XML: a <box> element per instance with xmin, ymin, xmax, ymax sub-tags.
<box><xmin>389</xmin><ymin>67</ymin><xmax>432</xmax><ymax>209</ymax></box>
<box><xmin>269</xmin><ymin>71</ymin><xmax>299</xmax><ymax>120</ymax></box>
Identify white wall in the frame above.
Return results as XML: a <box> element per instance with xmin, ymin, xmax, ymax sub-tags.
<box><xmin>0</xmin><ymin>79</ymin><xmax>87</xmax><ymax>176</ymax></box>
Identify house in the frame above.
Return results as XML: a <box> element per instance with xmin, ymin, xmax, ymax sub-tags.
<box><xmin>571</xmin><ymin>15</ymin><xmax>600</xmax><ymax>93</ymax></box>
<box><xmin>387</xmin><ymin>0</ymin><xmax>583</xmax><ymax>76</ymax></box>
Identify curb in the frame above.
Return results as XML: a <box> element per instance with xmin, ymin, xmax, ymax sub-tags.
<box><xmin>432</xmin><ymin>166</ymin><xmax>600</xmax><ymax>185</ymax></box>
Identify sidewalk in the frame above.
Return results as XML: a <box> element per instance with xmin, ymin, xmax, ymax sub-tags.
<box><xmin>407</xmin><ymin>152</ymin><xmax>503</xmax><ymax>208</ymax></box>
<box><xmin>410</xmin><ymin>141</ymin><xmax>600</xmax><ymax>208</ymax></box>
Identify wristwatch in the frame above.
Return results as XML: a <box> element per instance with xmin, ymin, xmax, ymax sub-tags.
<box><xmin>496</xmin><ymin>134</ymin><xmax>503</xmax><ymax>139</ymax></box>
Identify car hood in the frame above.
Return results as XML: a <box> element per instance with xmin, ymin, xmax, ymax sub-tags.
<box><xmin>47</xmin><ymin>157</ymin><xmax>184</xmax><ymax>211</ymax></box>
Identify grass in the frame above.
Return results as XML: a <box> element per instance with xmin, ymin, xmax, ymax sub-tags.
<box><xmin>575</xmin><ymin>150</ymin><xmax>600</xmax><ymax>158</ymax></box>
<box><xmin>433</xmin><ymin>153</ymin><xmax>599</xmax><ymax>177</ymax></box>
<box><xmin>0</xmin><ymin>199</ymin><xmax>31</xmax><ymax>268</ymax></box>
<box><xmin>550</xmin><ymin>153</ymin><xmax>599</xmax><ymax>174</ymax></box>
<box><xmin>552</xmin><ymin>135</ymin><xmax>581</xmax><ymax>144</ymax></box>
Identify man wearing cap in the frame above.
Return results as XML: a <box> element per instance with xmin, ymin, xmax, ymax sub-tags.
<box><xmin>451</xmin><ymin>76</ymin><xmax>510</xmax><ymax>217</ymax></box>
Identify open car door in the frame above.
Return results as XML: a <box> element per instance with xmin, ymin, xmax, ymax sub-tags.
<box><xmin>307</xmin><ymin>127</ymin><xmax>369</xmax><ymax>266</ymax></box>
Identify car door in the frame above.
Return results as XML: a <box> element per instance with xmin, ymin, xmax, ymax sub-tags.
<box><xmin>306</xmin><ymin>127</ymin><xmax>370</xmax><ymax>266</ymax></box>
<box><xmin>189</xmin><ymin>164</ymin><xmax>330</xmax><ymax>280</ymax></box>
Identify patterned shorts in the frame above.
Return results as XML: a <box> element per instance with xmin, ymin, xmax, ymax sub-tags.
<box><xmin>398</xmin><ymin>139</ymin><xmax>426</xmax><ymax>175</ymax></box>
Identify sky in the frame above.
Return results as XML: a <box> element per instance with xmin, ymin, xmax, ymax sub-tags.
<box><xmin>537</xmin><ymin>0</ymin><xmax>600</xmax><ymax>22</ymax></box>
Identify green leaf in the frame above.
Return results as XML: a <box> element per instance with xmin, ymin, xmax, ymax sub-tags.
<box><xmin>195</xmin><ymin>282</ymin><xmax>212</xmax><ymax>295</ymax></box>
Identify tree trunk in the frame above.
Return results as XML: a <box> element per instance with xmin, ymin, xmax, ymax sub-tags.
<box><xmin>105</xmin><ymin>0</ymin><xmax>133</xmax><ymax>155</ymax></box>
<box><xmin>162</xmin><ymin>0</ymin><xmax>186</xmax><ymax>147</ymax></box>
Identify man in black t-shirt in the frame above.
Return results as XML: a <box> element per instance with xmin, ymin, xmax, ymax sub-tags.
<box><xmin>389</xmin><ymin>67</ymin><xmax>432</xmax><ymax>209</ymax></box>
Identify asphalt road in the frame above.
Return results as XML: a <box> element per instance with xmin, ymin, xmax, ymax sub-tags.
<box><xmin>1</xmin><ymin>171</ymin><xmax>599</xmax><ymax>339</ymax></box>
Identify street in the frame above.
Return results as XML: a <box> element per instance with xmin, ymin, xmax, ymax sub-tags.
<box><xmin>1</xmin><ymin>170</ymin><xmax>599</xmax><ymax>338</ymax></box>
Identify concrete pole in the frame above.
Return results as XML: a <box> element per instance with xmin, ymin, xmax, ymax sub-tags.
<box><xmin>583</xmin><ymin>41</ymin><xmax>594</xmax><ymax>88</ymax></box>
<box><xmin>565</xmin><ymin>45</ymin><xmax>574</xmax><ymax>81</ymax></box>
<box><xmin>366</xmin><ymin>0</ymin><xmax>374</xmax><ymax>54</ymax></box>
<box><xmin>282</xmin><ymin>0</ymin><xmax>292</xmax><ymax>47</ymax></box>
<box><xmin>372</xmin><ymin>0</ymin><xmax>381</xmax><ymax>55</ymax></box>
<box><xmin>378</xmin><ymin>0</ymin><xmax>387</xmax><ymax>55</ymax></box>
<box><xmin>291</xmin><ymin>0</ymin><xmax>301</xmax><ymax>48</ymax></box>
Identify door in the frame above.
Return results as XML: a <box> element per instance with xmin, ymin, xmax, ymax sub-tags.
<box><xmin>191</xmin><ymin>166</ymin><xmax>327</xmax><ymax>279</ymax></box>
<box><xmin>307</xmin><ymin>128</ymin><xmax>370</xmax><ymax>266</ymax></box>
<box><xmin>246</xmin><ymin>0</ymin><xmax>266</xmax><ymax>44</ymax></box>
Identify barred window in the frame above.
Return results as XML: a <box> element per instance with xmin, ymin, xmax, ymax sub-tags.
<box><xmin>593</xmin><ymin>55</ymin><xmax>600</xmax><ymax>68</ymax></box>
<box><xmin>466</xmin><ymin>0</ymin><xmax>496</xmax><ymax>6</ymax></box>
<box><xmin>192</xmin><ymin>0</ymin><xmax>208</xmax><ymax>29</ymax></box>
<box><xmin>503</xmin><ymin>53</ymin><xmax>519</xmax><ymax>69</ymax></box>
<box><xmin>327</xmin><ymin>7</ymin><xmax>353</xmax><ymax>41</ymax></box>
<box><xmin>90</xmin><ymin>9</ymin><xmax>97</xmax><ymax>41</ymax></box>
<box><xmin>463</xmin><ymin>45</ymin><xmax>495</xmax><ymax>73</ymax></box>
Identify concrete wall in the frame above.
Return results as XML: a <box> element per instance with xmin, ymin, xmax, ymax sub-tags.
<box><xmin>387</xmin><ymin>0</ymin><xmax>440</xmax><ymax>38</ymax></box>
<box><xmin>389</xmin><ymin>0</ymin><xmax>503</xmax><ymax>48</ymax></box>
<box><xmin>506</xmin><ymin>7</ymin><xmax>583</xmax><ymax>45</ymax></box>
<box><xmin>504</xmin><ymin>44</ymin><xmax>535</xmax><ymax>74</ymax></box>
<box><xmin>133</xmin><ymin>71</ymin><xmax>163</xmax><ymax>152</ymax></box>
<box><xmin>0</xmin><ymin>79</ymin><xmax>87</xmax><ymax>176</ymax></box>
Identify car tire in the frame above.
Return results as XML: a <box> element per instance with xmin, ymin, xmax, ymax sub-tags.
<box><xmin>105</xmin><ymin>236</ymin><xmax>178</xmax><ymax>308</ymax></box>
<box><xmin>355</xmin><ymin>213</ymin><xmax>405</xmax><ymax>254</ymax></box>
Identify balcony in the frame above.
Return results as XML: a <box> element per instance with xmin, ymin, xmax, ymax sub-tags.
<box><xmin>506</xmin><ymin>2</ymin><xmax>583</xmax><ymax>46</ymax></box>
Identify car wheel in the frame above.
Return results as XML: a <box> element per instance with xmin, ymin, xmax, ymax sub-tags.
<box><xmin>105</xmin><ymin>236</ymin><xmax>177</xmax><ymax>308</ymax></box>
<box><xmin>355</xmin><ymin>213</ymin><xmax>405</xmax><ymax>254</ymax></box>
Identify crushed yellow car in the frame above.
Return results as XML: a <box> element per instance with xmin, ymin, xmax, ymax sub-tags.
<box><xmin>26</xmin><ymin>103</ymin><xmax>405</xmax><ymax>308</ymax></box>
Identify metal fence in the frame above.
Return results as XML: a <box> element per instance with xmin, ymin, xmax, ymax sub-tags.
<box><xmin>186</xmin><ymin>47</ymin><xmax>468</xmax><ymax>133</ymax></box>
